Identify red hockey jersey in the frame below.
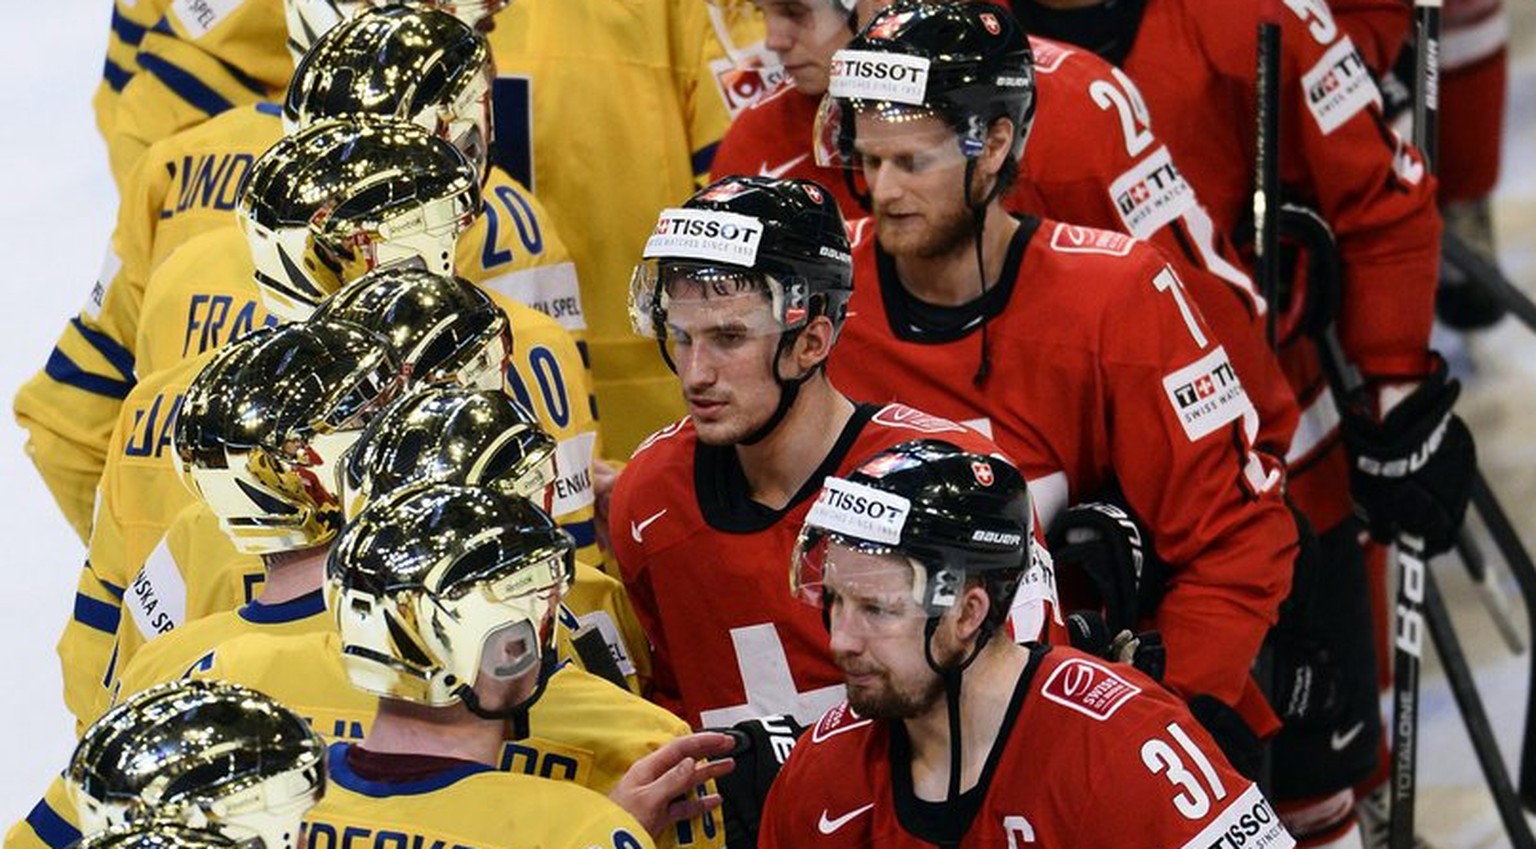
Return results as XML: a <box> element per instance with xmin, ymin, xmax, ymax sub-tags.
<box><xmin>759</xmin><ymin>645</ymin><xmax>1295</xmax><ymax>849</ymax></box>
<box><xmin>1064</xmin><ymin>0</ymin><xmax>1441</xmax><ymax>529</ymax></box>
<box><xmin>610</xmin><ymin>403</ymin><xmax>1037</xmax><ymax>729</ymax></box>
<box><xmin>829</xmin><ymin>219</ymin><xmax>1297</xmax><ymax>735</ymax></box>
<box><xmin>710</xmin><ymin>38</ymin><xmax>1298</xmax><ymax>459</ymax></box>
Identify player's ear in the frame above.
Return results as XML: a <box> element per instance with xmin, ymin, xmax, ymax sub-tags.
<box><xmin>949</xmin><ymin>581</ymin><xmax>992</xmax><ymax>645</ymax></box>
<box><xmin>790</xmin><ymin>314</ymin><xmax>837</xmax><ymax>373</ymax></box>
<box><xmin>981</xmin><ymin>117</ymin><xmax>1014</xmax><ymax>177</ymax></box>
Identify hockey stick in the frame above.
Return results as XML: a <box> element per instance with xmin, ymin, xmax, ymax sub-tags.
<box><xmin>1254</xmin><ymin>10</ymin><xmax>1282</xmax><ymax>348</ymax></box>
<box><xmin>1423</xmin><ymin>566</ymin><xmax>1536</xmax><ymax>849</ymax></box>
<box><xmin>1442</xmin><ymin>230</ymin><xmax>1536</xmax><ymax>335</ymax></box>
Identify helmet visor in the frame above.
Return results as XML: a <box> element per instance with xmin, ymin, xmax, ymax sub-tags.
<box><xmin>791</xmin><ymin>531</ymin><xmax>933</xmax><ymax>636</ymax></box>
<box><xmin>629</xmin><ymin>260</ymin><xmax>788</xmax><ymax>342</ymax></box>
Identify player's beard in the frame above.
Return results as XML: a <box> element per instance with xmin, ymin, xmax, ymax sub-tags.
<box><xmin>874</xmin><ymin>196</ymin><xmax>977</xmax><ymax>263</ymax></box>
<box><xmin>846</xmin><ymin>669</ymin><xmax>945</xmax><ymax>720</ymax></box>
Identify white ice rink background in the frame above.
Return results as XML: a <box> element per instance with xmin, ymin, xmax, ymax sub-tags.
<box><xmin>0</xmin><ymin>3</ymin><xmax>1533</xmax><ymax>846</ymax></box>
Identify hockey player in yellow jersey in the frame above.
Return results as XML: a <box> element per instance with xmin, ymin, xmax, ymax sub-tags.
<box><xmin>106</xmin><ymin>0</ymin><xmax>508</xmax><ymax>186</ymax></box>
<box><xmin>21</xmin><ymin>2</ymin><xmax>584</xmax><ymax>542</ymax></box>
<box><xmin>53</xmin><ymin>119</ymin><xmax>484</xmax><ymax>731</ymax></box>
<box><xmin>14</xmin><ymin>100</ymin><xmax>284</xmax><ymax>542</ymax></box>
<box><xmin>97</xmin><ymin>0</ymin><xmax>765</xmax><ymax>454</ymax></box>
<box><xmin>312</xmin><ymin>481</ymin><xmax>727</xmax><ymax>845</ymax></box>
<box><xmin>9</xmin><ymin>679</ymin><xmax>329</xmax><ymax>849</ymax></box>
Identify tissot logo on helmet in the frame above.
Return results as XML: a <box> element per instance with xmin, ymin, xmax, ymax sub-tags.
<box><xmin>643</xmin><ymin>208</ymin><xmax>765</xmax><ymax>266</ymax></box>
<box><xmin>828</xmin><ymin>50</ymin><xmax>931</xmax><ymax>107</ymax></box>
<box><xmin>807</xmin><ymin>477</ymin><xmax>913</xmax><ymax>545</ymax></box>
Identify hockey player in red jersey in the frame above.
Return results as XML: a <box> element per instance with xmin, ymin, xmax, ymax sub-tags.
<box><xmin>612</xmin><ymin>175</ymin><xmax>1053</xmax><ymax>733</ymax></box>
<box><xmin>1012</xmin><ymin>0</ymin><xmax>1478</xmax><ymax>843</ymax></box>
<box><xmin>713</xmin><ymin>0</ymin><xmax>1297</xmax><ymax>461</ymax></box>
<box><xmin>761</xmin><ymin>440</ymin><xmax>1295</xmax><ymax>849</ymax></box>
<box><xmin>818</xmin><ymin>0</ymin><xmax>1299</xmax><ymax>775</ymax></box>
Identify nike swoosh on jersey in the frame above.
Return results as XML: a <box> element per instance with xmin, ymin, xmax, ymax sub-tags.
<box><xmin>1330</xmin><ymin>721</ymin><xmax>1365</xmax><ymax>751</ymax></box>
<box><xmin>818</xmin><ymin>803</ymin><xmax>874</xmax><ymax>835</ymax></box>
<box><xmin>758</xmin><ymin>154</ymin><xmax>810</xmax><ymax>180</ymax></box>
<box><xmin>630</xmin><ymin>509</ymin><xmax>668</xmax><ymax>543</ymax></box>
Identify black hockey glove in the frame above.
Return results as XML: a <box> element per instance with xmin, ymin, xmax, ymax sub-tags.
<box><xmin>1340</xmin><ymin>355</ymin><xmax>1476</xmax><ymax>557</ymax></box>
<box><xmin>707</xmin><ymin>714</ymin><xmax>808</xmax><ymax>849</ymax></box>
<box><xmin>1064</xmin><ymin>610</ymin><xmax>1166</xmax><ymax>682</ymax></box>
<box><xmin>1187</xmin><ymin>695</ymin><xmax>1263</xmax><ymax>782</ymax></box>
<box><xmin>1047</xmin><ymin>500</ymin><xmax>1168</xmax><ymax>635</ymax></box>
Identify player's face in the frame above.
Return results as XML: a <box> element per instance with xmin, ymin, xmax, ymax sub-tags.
<box><xmin>853</xmin><ymin>111</ymin><xmax>976</xmax><ymax>260</ymax></box>
<box><xmin>756</xmin><ymin>0</ymin><xmax>852</xmax><ymax>95</ymax></box>
<box><xmin>663</xmin><ymin>281</ymin><xmax>787</xmax><ymax>446</ymax></box>
<box><xmin>822</xmin><ymin>546</ymin><xmax>947</xmax><ymax>720</ymax></box>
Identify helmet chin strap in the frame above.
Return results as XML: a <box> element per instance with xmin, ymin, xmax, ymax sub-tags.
<box><xmin>456</xmin><ymin>649</ymin><xmax>559</xmax><ymax>723</ymax></box>
<box><xmin>739</xmin><ymin>328</ymin><xmax>816</xmax><ymax>446</ymax></box>
<box><xmin>922</xmin><ymin>614</ymin><xmax>991</xmax><ymax>822</ymax></box>
<box><xmin>962</xmin><ymin>148</ymin><xmax>1010</xmax><ymax>389</ymax></box>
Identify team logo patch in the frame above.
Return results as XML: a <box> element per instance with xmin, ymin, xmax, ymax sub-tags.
<box><xmin>171</xmin><ymin>0</ymin><xmax>243</xmax><ymax>38</ymax></box>
<box><xmin>872</xmin><ymin>404</ymin><xmax>969</xmax><ymax>435</ymax></box>
<box><xmin>808</xmin><ymin>477</ymin><xmax>912</xmax><ymax>545</ymax></box>
<box><xmin>1029</xmin><ymin>39</ymin><xmax>1071</xmax><ymax>74</ymax></box>
<box><xmin>828</xmin><ymin>50</ymin><xmax>931</xmax><ymax>106</ymax></box>
<box><xmin>1161</xmin><ymin>346</ymin><xmax>1253</xmax><ymax>442</ymax></box>
<box><xmin>971</xmin><ymin>460</ymin><xmax>994</xmax><ymax>486</ymax></box>
<box><xmin>980</xmin><ymin>12</ymin><xmax>1001</xmax><ymax>34</ymax></box>
<box><xmin>1109</xmin><ymin>146</ymin><xmax>1196</xmax><ymax>240</ymax></box>
<box><xmin>812</xmin><ymin>702</ymin><xmax>873</xmax><ymax>742</ymax></box>
<box><xmin>1041</xmin><ymin>657</ymin><xmax>1141</xmax><ymax>720</ymax></box>
<box><xmin>643</xmin><ymin>208</ymin><xmax>764</xmax><ymax>265</ymax></box>
<box><xmin>1301</xmin><ymin>37</ymin><xmax>1379</xmax><ymax>135</ymax></box>
<box><xmin>1048</xmin><ymin>224</ymin><xmax>1134</xmax><ymax>257</ymax></box>
<box><xmin>710</xmin><ymin>51</ymin><xmax>786</xmax><ymax>118</ymax></box>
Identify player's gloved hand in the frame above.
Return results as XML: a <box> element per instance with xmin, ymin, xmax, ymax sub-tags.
<box><xmin>1270</xmin><ymin>633</ymin><xmax>1342</xmax><ymax>728</ymax></box>
<box><xmin>1065</xmin><ymin>611</ymin><xmax>1166</xmax><ymax>682</ymax></box>
<box><xmin>1340</xmin><ymin>354</ymin><xmax>1476</xmax><ymax>556</ymax></box>
<box><xmin>706</xmin><ymin>714</ymin><xmax>808</xmax><ymax>849</ymax></box>
<box><xmin>1187</xmin><ymin>695</ymin><xmax>1262</xmax><ymax>782</ymax></box>
<box><xmin>609</xmin><ymin>731</ymin><xmax>735</xmax><ymax>838</ymax></box>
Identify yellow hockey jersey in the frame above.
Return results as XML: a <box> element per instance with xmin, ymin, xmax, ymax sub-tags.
<box><xmin>13</xmin><ymin>103</ymin><xmax>283</xmax><ymax>542</ymax></box>
<box><xmin>95</xmin><ymin>0</ymin><xmax>170</xmax><ymax>153</ymax></box>
<box><xmin>7</xmin><ymin>591</ymin><xmax>328</xmax><ymax>849</ymax></box>
<box><xmin>485</xmin><ymin>1</ymin><xmax>764</xmax><ymax>455</ymax></box>
<box><xmin>95</xmin><ymin>0</ymin><xmax>764</xmax><ymax>455</ymax></box>
<box><xmin>108</xmin><ymin>0</ymin><xmax>289</xmax><ymax>185</ymax></box>
<box><xmin>310</xmin><ymin>745</ymin><xmax>655</xmax><ymax>849</ymax></box>
<box><xmin>195</xmin><ymin>639</ymin><xmax>722</xmax><ymax>849</ymax></box>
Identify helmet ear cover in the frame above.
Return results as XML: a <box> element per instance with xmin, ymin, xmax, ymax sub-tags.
<box><xmin>328</xmin><ymin>485</ymin><xmax>574</xmax><ymax>712</ymax></box>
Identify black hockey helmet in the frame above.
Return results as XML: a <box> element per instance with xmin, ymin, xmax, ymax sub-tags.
<box><xmin>793</xmin><ymin>439</ymin><xmax>1032</xmax><ymax>632</ymax></box>
<box><xmin>629</xmin><ymin>174</ymin><xmax>854</xmax><ymax>344</ymax></box>
<box><xmin>817</xmin><ymin>0</ymin><xmax>1036</xmax><ymax>166</ymax></box>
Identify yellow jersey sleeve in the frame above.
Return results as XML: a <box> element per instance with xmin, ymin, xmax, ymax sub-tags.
<box><xmin>107</xmin><ymin>1</ymin><xmax>288</xmax><ymax>185</ymax></box>
<box><xmin>5</xmin><ymin>774</ymin><xmax>81</xmax><ymax>849</ymax></box>
<box><xmin>96</xmin><ymin>0</ymin><xmax>172</xmax><ymax>175</ymax></box>
<box><xmin>560</xmin><ymin>562</ymin><xmax>653</xmax><ymax>695</ymax></box>
<box><xmin>54</xmin><ymin>549</ymin><xmax>126</xmax><ymax>736</ymax></box>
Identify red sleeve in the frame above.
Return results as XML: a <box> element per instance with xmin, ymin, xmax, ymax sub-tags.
<box><xmin>1069</xmin><ymin>692</ymin><xmax>1291</xmax><ymax>849</ymax></box>
<box><xmin>1330</xmin><ymin>0</ymin><xmax>1413</xmax><ymax>77</ymax></box>
<box><xmin>608</xmin><ymin>455</ymin><xmax>685</xmax><ymax>718</ymax></box>
<box><xmin>1094</xmin><ymin>238</ymin><xmax>1297</xmax><ymax>728</ymax></box>
<box><xmin>1200</xmin><ymin>0</ymin><xmax>1439</xmax><ymax>379</ymax></box>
